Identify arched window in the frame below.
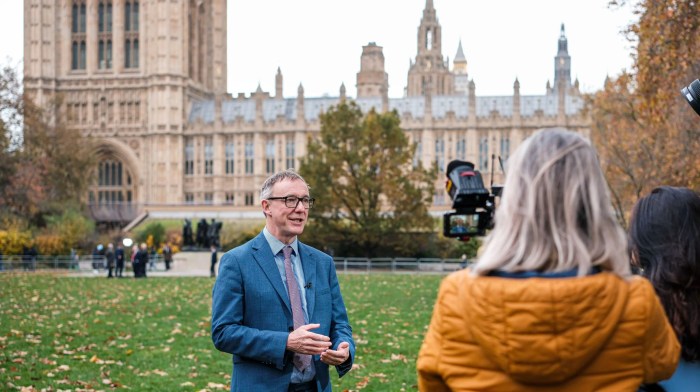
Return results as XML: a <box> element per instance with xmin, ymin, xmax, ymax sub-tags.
<box><xmin>133</xmin><ymin>39</ymin><xmax>139</xmax><ymax>67</ymax></box>
<box><xmin>91</xmin><ymin>158</ymin><xmax>135</xmax><ymax>206</ymax></box>
<box><xmin>106</xmin><ymin>40</ymin><xmax>112</xmax><ymax>68</ymax></box>
<box><xmin>79</xmin><ymin>3</ymin><xmax>86</xmax><ymax>32</ymax></box>
<box><xmin>80</xmin><ymin>41</ymin><xmax>86</xmax><ymax>69</ymax></box>
<box><xmin>125</xmin><ymin>39</ymin><xmax>131</xmax><ymax>68</ymax></box>
<box><xmin>72</xmin><ymin>4</ymin><xmax>78</xmax><ymax>33</ymax></box>
<box><xmin>125</xmin><ymin>2</ymin><xmax>131</xmax><ymax>31</ymax></box>
<box><xmin>132</xmin><ymin>1</ymin><xmax>139</xmax><ymax>31</ymax></box>
<box><xmin>124</xmin><ymin>1</ymin><xmax>139</xmax><ymax>68</ymax></box>
<box><xmin>125</xmin><ymin>1</ymin><xmax>139</xmax><ymax>31</ymax></box>
<box><xmin>98</xmin><ymin>2</ymin><xmax>104</xmax><ymax>31</ymax></box>
<box><xmin>106</xmin><ymin>2</ymin><xmax>112</xmax><ymax>31</ymax></box>
<box><xmin>71</xmin><ymin>1</ymin><xmax>87</xmax><ymax>70</ymax></box>
<box><xmin>72</xmin><ymin>41</ymin><xmax>79</xmax><ymax>69</ymax></box>
<box><xmin>98</xmin><ymin>40</ymin><xmax>104</xmax><ymax>68</ymax></box>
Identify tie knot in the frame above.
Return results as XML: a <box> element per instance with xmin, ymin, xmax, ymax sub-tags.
<box><xmin>282</xmin><ymin>246</ymin><xmax>293</xmax><ymax>260</ymax></box>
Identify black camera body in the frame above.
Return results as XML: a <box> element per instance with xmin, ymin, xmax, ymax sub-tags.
<box><xmin>681</xmin><ymin>79</ymin><xmax>700</xmax><ymax>116</ymax></box>
<box><xmin>443</xmin><ymin>160</ymin><xmax>501</xmax><ymax>238</ymax></box>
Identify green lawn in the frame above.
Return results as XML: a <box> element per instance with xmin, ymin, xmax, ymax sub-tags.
<box><xmin>0</xmin><ymin>273</ymin><xmax>443</xmax><ymax>391</ymax></box>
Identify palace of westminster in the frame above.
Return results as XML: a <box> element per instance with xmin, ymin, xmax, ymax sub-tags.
<box><xmin>23</xmin><ymin>0</ymin><xmax>588</xmax><ymax>225</ymax></box>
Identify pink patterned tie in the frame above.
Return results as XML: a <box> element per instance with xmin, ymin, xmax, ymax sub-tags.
<box><xmin>283</xmin><ymin>246</ymin><xmax>311</xmax><ymax>371</ymax></box>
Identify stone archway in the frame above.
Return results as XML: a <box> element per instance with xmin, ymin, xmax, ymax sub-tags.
<box><xmin>88</xmin><ymin>138</ymin><xmax>142</xmax><ymax>225</ymax></box>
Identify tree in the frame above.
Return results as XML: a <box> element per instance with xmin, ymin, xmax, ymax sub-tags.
<box><xmin>590</xmin><ymin>0</ymin><xmax>700</xmax><ymax>225</ymax></box>
<box><xmin>0</xmin><ymin>62</ymin><xmax>97</xmax><ymax>226</ymax></box>
<box><xmin>299</xmin><ymin>102</ymin><xmax>435</xmax><ymax>257</ymax></box>
<box><xmin>0</xmin><ymin>62</ymin><xmax>22</xmax><ymax>208</ymax></box>
<box><xmin>136</xmin><ymin>222</ymin><xmax>166</xmax><ymax>247</ymax></box>
<box><xmin>44</xmin><ymin>208</ymin><xmax>95</xmax><ymax>251</ymax></box>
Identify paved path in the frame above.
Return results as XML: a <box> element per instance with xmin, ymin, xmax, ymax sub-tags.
<box><xmin>68</xmin><ymin>251</ymin><xmax>217</xmax><ymax>278</ymax></box>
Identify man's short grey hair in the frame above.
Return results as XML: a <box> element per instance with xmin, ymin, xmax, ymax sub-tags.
<box><xmin>260</xmin><ymin>169</ymin><xmax>309</xmax><ymax>200</ymax></box>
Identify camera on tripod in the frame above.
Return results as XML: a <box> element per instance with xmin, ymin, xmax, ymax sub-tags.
<box><xmin>443</xmin><ymin>159</ymin><xmax>502</xmax><ymax>238</ymax></box>
<box><xmin>681</xmin><ymin>79</ymin><xmax>700</xmax><ymax>116</ymax></box>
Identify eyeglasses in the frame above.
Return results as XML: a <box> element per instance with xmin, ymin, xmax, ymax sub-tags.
<box><xmin>266</xmin><ymin>196</ymin><xmax>315</xmax><ymax>209</ymax></box>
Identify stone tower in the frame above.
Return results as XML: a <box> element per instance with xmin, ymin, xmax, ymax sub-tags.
<box><xmin>554</xmin><ymin>24</ymin><xmax>571</xmax><ymax>90</ymax></box>
<box><xmin>453</xmin><ymin>40</ymin><xmax>468</xmax><ymax>95</ymax></box>
<box><xmin>406</xmin><ymin>0</ymin><xmax>454</xmax><ymax>96</ymax></box>
<box><xmin>356</xmin><ymin>42</ymin><xmax>389</xmax><ymax>99</ymax></box>
<box><xmin>23</xmin><ymin>0</ymin><xmax>227</xmax><ymax>224</ymax></box>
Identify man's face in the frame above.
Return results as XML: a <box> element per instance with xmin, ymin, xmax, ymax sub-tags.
<box><xmin>262</xmin><ymin>179</ymin><xmax>310</xmax><ymax>244</ymax></box>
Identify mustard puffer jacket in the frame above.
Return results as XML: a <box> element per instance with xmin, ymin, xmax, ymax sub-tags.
<box><xmin>417</xmin><ymin>269</ymin><xmax>680</xmax><ymax>391</ymax></box>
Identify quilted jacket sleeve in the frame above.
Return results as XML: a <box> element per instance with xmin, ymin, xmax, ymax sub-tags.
<box><xmin>416</xmin><ymin>273</ymin><xmax>457</xmax><ymax>392</ymax></box>
<box><xmin>637</xmin><ymin>278</ymin><xmax>681</xmax><ymax>383</ymax></box>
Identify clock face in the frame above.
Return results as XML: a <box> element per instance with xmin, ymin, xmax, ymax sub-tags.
<box><xmin>560</xmin><ymin>58</ymin><xmax>565</xmax><ymax>65</ymax></box>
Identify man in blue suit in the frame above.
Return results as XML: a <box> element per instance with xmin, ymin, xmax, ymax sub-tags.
<box><xmin>212</xmin><ymin>170</ymin><xmax>355</xmax><ymax>392</ymax></box>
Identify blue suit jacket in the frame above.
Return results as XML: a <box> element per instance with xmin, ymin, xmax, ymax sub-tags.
<box><xmin>212</xmin><ymin>233</ymin><xmax>355</xmax><ymax>392</ymax></box>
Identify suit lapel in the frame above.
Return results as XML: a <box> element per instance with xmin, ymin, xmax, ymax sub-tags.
<box><xmin>251</xmin><ymin>234</ymin><xmax>292</xmax><ymax>314</ymax></box>
<box><xmin>299</xmin><ymin>242</ymin><xmax>317</xmax><ymax>318</ymax></box>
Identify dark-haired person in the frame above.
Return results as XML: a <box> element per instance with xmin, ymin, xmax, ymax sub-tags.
<box><xmin>630</xmin><ymin>186</ymin><xmax>700</xmax><ymax>391</ymax></box>
<box><xmin>417</xmin><ymin>128</ymin><xmax>680</xmax><ymax>391</ymax></box>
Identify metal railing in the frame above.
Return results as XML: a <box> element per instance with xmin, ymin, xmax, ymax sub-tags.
<box><xmin>332</xmin><ymin>257</ymin><xmax>472</xmax><ymax>273</ymax></box>
<box><xmin>0</xmin><ymin>254</ymin><xmax>165</xmax><ymax>273</ymax></box>
<box><xmin>0</xmin><ymin>254</ymin><xmax>472</xmax><ymax>274</ymax></box>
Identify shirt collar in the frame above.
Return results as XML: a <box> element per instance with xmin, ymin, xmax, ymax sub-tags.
<box><xmin>262</xmin><ymin>227</ymin><xmax>299</xmax><ymax>257</ymax></box>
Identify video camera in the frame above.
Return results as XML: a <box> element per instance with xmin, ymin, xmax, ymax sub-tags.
<box><xmin>443</xmin><ymin>159</ymin><xmax>502</xmax><ymax>238</ymax></box>
<box><xmin>681</xmin><ymin>79</ymin><xmax>700</xmax><ymax>116</ymax></box>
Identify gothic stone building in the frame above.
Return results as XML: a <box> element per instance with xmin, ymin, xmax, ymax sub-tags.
<box><xmin>23</xmin><ymin>0</ymin><xmax>588</xmax><ymax>226</ymax></box>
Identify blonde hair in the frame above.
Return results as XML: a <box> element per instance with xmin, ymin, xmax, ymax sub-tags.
<box><xmin>472</xmin><ymin>128</ymin><xmax>630</xmax><ymax>277</ymax></box>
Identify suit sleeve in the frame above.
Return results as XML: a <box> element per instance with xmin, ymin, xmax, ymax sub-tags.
<box><xmin>327</xmin><ymin>258</ymin><xmax>355</xmax><ymax>377</ymax></box>
<box><xmin>211</xmin><ymin>251</ymin><xmax>290</xmax><ymax>370</ymax></box>
<box><xmin>639</xmin><ymin>278</ymin><xmax>680</xmax><ymax>383</ymax></box>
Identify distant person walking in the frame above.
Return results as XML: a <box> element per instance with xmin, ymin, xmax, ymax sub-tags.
<box><xmin>92</xmin><ymin>244</ymin><xmax>104</xmax><ymax>274</ymax></box>
<box><xmin>130</xmin><ymin>244</ymin><xmax>139</xmax><ymax>277</ymax></box>
<box><xmin>115</xmin><ymin>243</ymin><xmax>125</xmax><ymax>277</ymax></box>
<box><xmin>105</xmin><ymin>243</ymin><xmax>115</xmax><ymax>278</ymax></box>
<box><xmin>135</xmin><ymin>243</ymin><xmax>149</xmax><ymax>278</ymax></box>
<box><xmin>148</xmin><ymin>246</ymin><xmax>156</xmax><ymax>271</ymax></box>
<box><xmin>162</xmin><ymin>243</ymin><xmax>173</xmax><ymax>271</ymax></box>
<box><xmin>210</xmin><ymin>245</ymin><xmax>218</xmax><ymax>278</ymax></box>
<box><xmin>23</xmin><ymin>246</ymin><xmax>37</xmax><ymax>271</ymax></box>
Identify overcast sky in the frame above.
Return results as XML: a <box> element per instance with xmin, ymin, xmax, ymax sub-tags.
<box><xmin>2</xmin><ymin>0</ymin><xmax>638</xmax><ymax>98</ymax></box>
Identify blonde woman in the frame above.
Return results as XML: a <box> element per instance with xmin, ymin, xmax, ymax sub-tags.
<box><xmin>417</xmin><ymin>128</ymin><xmax>679</xmax><ymax>391</ymax></box>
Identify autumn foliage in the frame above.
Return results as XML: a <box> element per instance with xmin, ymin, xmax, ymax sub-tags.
<box><xmin>590</xmin><ymin>0</ymin><xmax>700</xmax><ymax>225</ymax></box>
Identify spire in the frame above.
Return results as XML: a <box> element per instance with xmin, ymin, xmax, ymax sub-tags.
<box><xmin>454</xmin><ymin>40</ymin><xmax>466</xmax><ymax>62</ymax></box>
<box><xmin>296</xmin><ymin>83</ymin><xmax>305</xmax><ymax>126</ymax></box>
<box><xmin>340</xmin><ymin>83</ymin><xmax>346</xmax><ymax>102</ymax></box>
<box><xmin>453</xmin><ymin>39</ymin><xmax>468</xmax><ymax>77</ymax></box>
<box><xmin>554</xmin><ymin>23</ymin><xmax>571</xmax><ymax>90</ymax></box>
<box><xmin>255</xmin><ymin>83</ymin><xmax>263</xmax><ymax>94</ymax></box>
<box><xmin>558</xmin><ymin>23</ymin><xmax>568</xmax><ymax>55</ymax></box>
<box><xmin>275</xmin><ymin>67</ymin><xmax>283</xmax><ymax>100</ymax></box>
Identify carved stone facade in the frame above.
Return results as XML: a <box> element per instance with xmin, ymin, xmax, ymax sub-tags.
<box><xmin>24</xmin><ymin>0</ymin><xmax>588</xmax><ymax>224</ymax></box>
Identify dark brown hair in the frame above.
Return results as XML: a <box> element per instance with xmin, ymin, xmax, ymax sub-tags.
<box><xmin>629</xmin><ymin>186</ymin><xmax>700</xmax><ymax>362</ymax></box>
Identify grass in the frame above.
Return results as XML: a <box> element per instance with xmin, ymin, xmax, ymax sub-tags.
<box><xmin>0</xmin><ymin>272</ymin><xmax>443</xmax><ymax>391</ymax></box>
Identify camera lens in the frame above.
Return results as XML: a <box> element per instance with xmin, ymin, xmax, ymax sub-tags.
<box><xmin>681</xmin><ymin>79</ymin><xmax>700</xmax><ymax>116</ymax></box>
